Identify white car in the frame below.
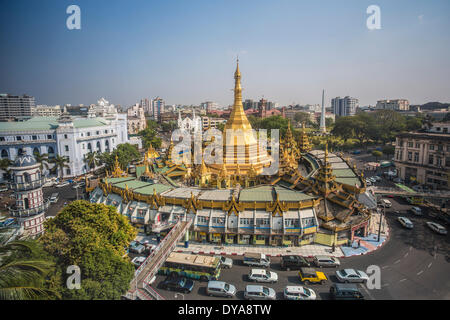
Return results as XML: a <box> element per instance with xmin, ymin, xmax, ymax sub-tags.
<box><xmin>410</xmin><ymin>206</ymin><xmax>422</xmax><ymax>216</ymax></box>
<box><xmin>425</xmin><ymin>222</ymin><xmax>447</xmax><ymax>235</ymax></box>
<box><xmin>336</xmin><ymin>269</ymin><xmax>369</xmax><ymax>283</ymax></box>
<box><xmin>283</xmin><ymin>286</ymin><xmax>316</xmax><ymax>300</ymax></box>
<box><xmin>248</xmin><ymin>269</ymin><xmax>278</xmax><ymax>283</ymax></box>
<box><xmin>372</xmin><ymin>176</ymin><xmax>382</xmax><ymax>182</ymax></box>
<box><xmin>365</xmin><ymin>180</ymin><xmax>372</xmax><ymax>186</ymax></box>
<box><xmin>216</xmin><ymin>256</ymin><xmax>233</xmax><ymax>269</ymax></box>
<box><xmin>398</xmin><ymin>217</ymin><xmax>413</xmax><ymax>229</ymax></box>
<box><xmin>131</xmin><ymin>256</ymin><xmax>146</xmax><ymax>267</ymax></box>
<box><xmin>56</xmin><ymin>181</ymin><xmax>70</xmax><ymax>188</ymax></box>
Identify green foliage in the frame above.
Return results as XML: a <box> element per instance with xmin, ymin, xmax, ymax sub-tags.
<box><xmin>251</xmin><ymin>115</ymin><xmax>291</xmax><ymax>138</ymax></box>
<box><xmin>96</xmin><ymin>143</ymin><xmax>141</xmax><ymax>172</ymax></box>
<box><xmin>39</xmin><ymin>200</ymin><xmax>137</xmax><ymax>300</ymax></box>
<box><xmin>0</xmin><ymin>241</ymin><xmax>60</xmax><ymax>300</ymax></box>
<box><xmin>382</xmin><ymin>145</ymin><xmax>395</xmax><ymax>156</ymax></box>
<box><xmin>50</xmin><ymin>155</ymin><xmax>69</xmax><ymax>178</ymax></box>
<box><xmin>372</xmin><ymin>150</ymin><xmax>383</xmax><ymax>160</ymax></box>
<box><xmin>294</xmin><ymin>112</ymin><xmax>311</xmax><ymax>125</ymax></box>
<box><xmin>161</xmin><ymin>121</ymin><xmax>177</xmax><ymax>132</ymax></box>
<box><xmin>139</xmin><ymin>123</ymin><xmax>162</xmax><ymax>149</ymax></box>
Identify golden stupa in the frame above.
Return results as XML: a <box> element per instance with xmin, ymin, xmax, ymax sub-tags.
<box><xmin>208</xmin><ymin>60</ymin><xmax>272</xmax><ymax>176</ymax></box>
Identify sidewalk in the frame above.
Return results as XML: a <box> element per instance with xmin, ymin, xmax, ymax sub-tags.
<box><xmin>175</xmin><ymin>242</ymin><xmax>345</xmax><ymax>258</ymax></box>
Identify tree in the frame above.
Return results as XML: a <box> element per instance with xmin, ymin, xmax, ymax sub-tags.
<box><xmin>382</xmin><ymin>145</ymin><xmax>395</xmax><ymax>157</ymax></box>
<box><xmin>0</xmin><ymin>158</ymin><xmax>12</xmax><ymax>181</ymax></box>
<box><xmin>33</xmin><ymin>152</ymin><xmax>50</xmax><ymax>173</ymax></box>
<box><xmin>84</xmin><ymin>152</ymin><xmax>99</xmax><ymax>173</ymax></box>
<box><xmin>40</xmin><ymin>200</ymin><xmax>137</xmax><ymax>299</ymax></box>
<box><xmin>294</xmin><ymin>112</ymin><xmax>311</xmax><ymax>126</ymax></box>
<box><xmin>372</xmin><ymin>150</ymin><xmax>383</xmax><ymax>161</ymax></box>
<box><xmin>331</xmin><ymin>117</ymin><xmax>355</xmax><ymax>142</ymax></box>
<box><xmin>139</xmin><ymin>126</ymin><xmax>162</xmax><ymax>149</ymax></box>
<box><xmin>0</xmin><ymin>241</ymin><xmax>60</xmax><ymax>300</ymax></box>
<box><xmin>50</xmin><ymin>155</ymin><xmax>69</xmax><ymax>179</ymax></box>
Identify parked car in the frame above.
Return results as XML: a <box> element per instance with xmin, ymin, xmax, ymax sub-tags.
<box><xmin>0</xmin><ymin>186</ymin><xmax>9</xmax><ymax>192</ymax></box>
<box><xmin>160</xmin><ymin>277</ymin><xmax>194</xmax><ymax>293</ymax></box>
<box><xmin>393</xmin><ymin>178</ymin><xmax>403</xmax><ymax>184</ymax></box>
<box><xmin>283</xmin><ymin>286</ymin><xmax>316</xmax><ymax>300</ymax></box>
<box><xmin>131</xmin><ymin>256</ymin><xmax>146</xmax><ymax>268</ymax></box>
<box><xmin>397</xmin><ymin>217</ymin><xmax>414</xmax><ymax>229</ymax></box>
<box><xmin>412</xmin><ymin>185</ymin><xmax>424</xmax><ymax>192</ymax></box>
<box><xmin>129</xmin><ymin>241</ymin><xmax>145</xmax><ymax>254</ymax></box>
<box><xmin>410</xmin><ymin>206</ymin><xmax>422</xmax><ymax>216</ymax></box>
<box><xmin>49</xmin><ymin>193</ymin><xmax>59</xmax><ymax>204</ymax></box>
<box><xmin>298</xmin><ymin>267</ymin><xmax>327</xmax><ymax>284</ymax></box>
<box><xmin>216</xmin><ymin>256</ymin><xmax>233</xmax><ymax>269</ymax></box>
<box><xmin>336</xmin><ymin>269</ymin><xmax>369</xmax><ymax>283</ymax></box>
<box><xmin>280</xmin><ymin>255</ymin><xmax>311</xmax><ymax>270</ymax></box>
<box><xmin>248</xmin><ymin>269</ymin><xmax>278</xmax><ymax>283</ymax></box>
<box><xmin>206</xmin><ymin>281</ymin><xmax>236</xmax><ymax>298</ymax></box>
<box><xmin>313</xmin><ymin>255</ymin><xmax>340</xmax><ymax>268</ymax></box>
<box><xmin>244</xmin><ymin>285</ymin><xmax>276</xmax><ymax>300</ymax></box>
<box><xmin>329</xmin><ymin>283</ymin><xmax>364</xmax><ymax>300</ymax></box>
<box><xmin>368</xmin><ymin>177</ymin><xmax>376</xmax><ymax>183</ymax></box>
<box><xmin>372</xmin><ymin>176</ymin><xmax>382</xmax><ymax>182</ymax></box>
<box><xmin>425</xmin><ymin>222</ymin><xmax>447</xmax><ymax>235</ymax></box>
<box><xmin>243</xmin><ymin>252</ymin><xmax>270</xmax><ymax>268</ymax></box>
<box><xmin>365</xmin><ymin>179</ymin><xmax>372</xmax><ymax>186</ymax></box>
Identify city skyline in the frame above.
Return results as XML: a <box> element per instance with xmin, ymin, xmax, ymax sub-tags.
<box><xmin>1</xmin><ymin>0</ymin><xmax>450</xmax><ymax>108</ymax></box>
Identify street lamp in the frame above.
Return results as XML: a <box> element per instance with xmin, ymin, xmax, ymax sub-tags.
<box><xmin>378</xmin><ymin>200</ymin><xmax>385</xmax><ymax>242</ymax></box>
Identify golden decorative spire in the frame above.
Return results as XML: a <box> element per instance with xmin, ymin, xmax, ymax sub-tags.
<box><xmin>224</xmin><ymin>58</ymin><xmax>252</xmax><ymax>131</ymax></box>
<box><xmin>111</xmin><ymin>154</ymin><xmax>126</xmax><ymax>178</ymax></box>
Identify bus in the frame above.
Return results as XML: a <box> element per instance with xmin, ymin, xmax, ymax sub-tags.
<box><xmin>159</xmin><ymin>252</ymin><xmax>221</xmax><ymax>281</ymax></box>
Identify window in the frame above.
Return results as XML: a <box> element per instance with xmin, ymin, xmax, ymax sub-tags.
<box><xmin>47</xmin><ymin>134</ymin><xmax>52</xmax><ymax>139</ymax></box>
<box><xmin>16</xmin><ymin>136</ymin><xmax>22</xmax><ymax>141</ymax></box>
<box><xmin>429</xmin><ymin>155</ymin><xmax>434</xmax><ymax>165</ymax></box>
<box><xmin>302</xmin><ymin>217</ymin><xmax>315</xmax><ymax>227</ymax></box>
<box><xmin>429</xmin><ymin>145</ymin><xmax>435</xmax><ymax>150</ymax></box>
<box><xmin>0</xmin><ymin>137</ymin><xmax>4</xmax><ymax>142</ymax></box>
<box><xmin>415</xmin><ymin>143</ymin><xmax>420</xmax><ymax>148</ymax></box>
<box><xmin>407</xmin><ymin>142</ymin><xmax>413</xmax><ymax>148</ymax></box>
<box><xmin>197</xmin><ymin>216</ymin><xmax>208</xmax><ymax>224</ymax></box>
<box><xmin>104</xmin><ymin>130</ymin><xmax>108</xmax><ymax>134</ymax></box>
<box><xmin>239</xmin><ymin>218</ymin><xmax>253</xmax><ymax>225</ymax></box>
<box><xmin>96</xmin><ymin>131</ymin><xmax>100</xmax><ymax>135</ymax></box>
<box><xmin>437</xmin><ymin>157</ymin><xmax>442</xmax><ymax>167</ymax></box>
<box><xmin>414</xmin><ymin>152</ymin><xmax>419</xmax><ymax>162</ymax></box>
<box><xmin>437</xmin><ymin>145</ymin><xmax>443</xmax><ymax>152</ymax></box>
<box><xmin>65</xmin><ymin>145</ymin><xmax>69</xmax><ymax>152</ymax></box>
<box><xmin>408</xmin><ymin>152</ymin><xmax>412</xmax><ymax>161</ymax></box>
<box><xmin>87</xmin><ymin>132</ymin><xmax>91</xmax><ymax>136</ymax></box>
<box><xmin>64</xmin><ymin>134</ymin><xmax>68</xmax><ymax>139</ymax></box>
<box><xmin>1</xmin><ymin>149</ymin><xmax>8</xmax><ymax>158</ymax></box>
<box><xmin>66</xmin><ymin>168</ymin><xmax>71</xmax><ymax>175</ymax></box>
<box><xmin>32</xmin><ymin>135</ymin><xmax>37</xmax><ymax>140</ymax></box>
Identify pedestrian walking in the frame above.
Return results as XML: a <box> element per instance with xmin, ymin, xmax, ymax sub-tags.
<box><xmin>358</xmin><ymin>239</ymin><xmax>361</xmax><ymax>248</ymax></box>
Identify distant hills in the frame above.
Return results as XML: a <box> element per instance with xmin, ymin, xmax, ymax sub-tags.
<box><xmin>418</xmin><ymin>102</ymin><xmax>450</xmax><ymax>110</ymax></box>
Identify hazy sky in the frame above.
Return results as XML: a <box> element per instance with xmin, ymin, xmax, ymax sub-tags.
<box><xmin>1</xmin><ymin>0</ymin><xmax>449</xmax><ymax>108</ymax></box>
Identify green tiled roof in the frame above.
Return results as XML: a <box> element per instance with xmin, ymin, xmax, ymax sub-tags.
<box><xmin>274</xmin><ymin>186</ymin><xmax>316</xmax><ymax>202</ymax></box>
<box><xmin>335</xmin><ymin>177</ymin><xmax>361</xmax><ymax>187</ymax></box>
<box><xmin>0</xmin><ymin>116</ymin><xmax>108</xmax><ymax>132</ymax></box>
<box><xmin>333</xmin><ymin>169</ymin><xmax>357</xmax><ymax>178</ymax></box>
<box><xmin>134</xmin><ymin>184</ymin><xmax>173</xmax><ymax>195</ymax></box>
<box><xmin>106</xmin><ymin>177</ymin><xmax>135</xmax><ymax>184</ymax></box>
<box><xmin>239</xmin><ymin>186</ymin><xmax>274</xmax><ymax>202</ymax></box>
<box><xmin>114</xmin><ymin>180</ymin><xmax>152</xmax><ymax>190</ymax></box>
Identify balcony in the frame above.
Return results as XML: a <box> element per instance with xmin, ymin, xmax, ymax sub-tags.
<box><xmin>9</xmin><ymin>201</ymin><xmax>49</xmax><ymax>217</ymax></box>
<box><xmin>8</xmin><ymin>178</ymin><xmax>45</xmax><ymax>191</ymax></box>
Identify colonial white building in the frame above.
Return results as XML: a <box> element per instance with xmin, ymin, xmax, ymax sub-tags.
<box><xmin>0</xmin><ymin>108</ymin><xmax>129</xmax><ymax>182</ymax></box>
<box><xmin>177</xmin><ymin>109</ymin><xmax>202</xmax><ymax>134</ymax></box>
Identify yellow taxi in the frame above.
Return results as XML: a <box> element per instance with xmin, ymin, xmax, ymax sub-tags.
<box><xmin>298</xmin><ymin>267</ymin><xmax>328</xmax><ymax>284</ymax></box>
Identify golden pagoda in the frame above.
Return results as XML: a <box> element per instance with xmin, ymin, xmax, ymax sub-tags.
<box><xmin>208</xmin><ymin>59</ymin><xmax>272</xmax><ymax>177</ymax></box>
<box><xmin>110</xmin><ymin>155</ymin><xmax>127</xmax><ymax>178</ymax></box>
<box><xmin>298</xmin><ymin>122</ymin><xmax>312</xmax><ymax>153</ymax></box>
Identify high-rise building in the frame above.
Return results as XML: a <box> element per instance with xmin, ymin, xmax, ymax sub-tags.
<box><xmin>140</xmin><ymin>98</ymin><xmax>151</xmax><ymax>115</ymax></box>
<box><xmin>201</xmin><ymin>101</ymin><xmax>218</xmax><ymax>113</ymax></box>
<box><xmin>0</xmin><ymin>94</ymin><xmax>35</xmax><ymax>121</ymax></box>
<box><xmin>331</xmin><ymin>96</ymin><xmax>359</xmax><ymax>117</ymax></box>
<box><xmin>376</xmin><ymin>99</ymin><xmax>410</xmax><ymax>111</ymax></box>
<box><xmin>152</xmin><ymin>97</ymin><xmax>165</xmax><ymax>122</ymax></box>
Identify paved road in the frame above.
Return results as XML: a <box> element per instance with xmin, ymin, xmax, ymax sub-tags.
<box><xmin>42</xmin><ymin>184</ymin><xmax>88</xmax><ymax>217</ymax></box>
<box><xmin>152</xmin><ymin>196</ymin><xmax>449</xmax><ymax>300</ymax></box>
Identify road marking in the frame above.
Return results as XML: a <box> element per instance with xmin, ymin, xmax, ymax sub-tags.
<box><xmin>417</xmin><ymin>270</ymin><xmax>423</xmax><ymax>276</ymax></box>
<box><xmin>404</xmin><ymin>252</ymin><xmax>409</xmax><ymax>258</ymax></box>
<box><xmin>382</xmin><ymin>266</ymin><xmax>389</xmax><ymax>269</ymax></box>
<box><xmin>360</xmin><ymin>284</ymin><xmax>375</xmax><ymax>300</ymax></box>
<box><xmin>394</xmin><ymin>259</ymin><xmax>401</xmax><ymax>264</ymax></box>
<box><xmin>409</xmin><ymin>246</ymin><xmax>412</xmax><ymax>251</ymax></box>
<box><xmin>428</xmin><ymin>262</ymin><xmax>432</xmax><ymax>268</ymax></box>
<box><xmin>399</xmin><ymin>278</ymin><xmax>407</xmax><ymax>282</ymax></box>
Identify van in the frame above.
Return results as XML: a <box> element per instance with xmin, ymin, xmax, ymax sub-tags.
<box><xmin>243</xmin><ymin>252</ymin><xmax>270</xmax><ymax>268</ymax></box>
<box><xmin>244</xmin><ymin>285</ymin><xmax>276</xmax><ymax>300</ymax></box>
<box><xmin>329</xmin><ymin>283</ymin><xmax>364</xmax><ymax>300</ymax></box>
<box><xmin>206</xmin><ymin>281</ymin><xmax>236</xmax><ymax>298</ymax></box>
<box><xmin>49</xmin><ymin>193</ymin><xmax>59</xmax><ymax>204</ymax></box>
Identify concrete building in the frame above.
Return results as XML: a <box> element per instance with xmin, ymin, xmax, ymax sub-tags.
<box><xmin>152</xmin><ymin>97</ymin><xmax>165</xmax><ymax>122</ymax></box>
<box><xmin>127</xmin><ymin>103</ymin><xmax>147</xmax><ymax>134</ymax></box>
<box><xmin>376</xmin><ymin>99</ymin><xmax>410</xmax><ymax>111</ymax></box>
<box><xmin>140</xmin><ymin>98</ymin><xmax>151</xmax><ymax>116</ymax></box>
<box><xmin>201</xmin><ymin>101</ymin><xmax>219</xmax><ymax>113</ymax></box>
<box><xmin>201</xmin><ymin>116</ymin><xmax>227</xmax><ymax>130</ymax></box>
<box><xmin>31</xmin><ymin>105</ymin><xmax>62</xmax><ymax>117</ymax></box>
<box><xmin>0</xmin><ymin>111</ymin><xmax>129</xmax><ymax>182</ymax></box>
<box><xmin>0</xmin><ymin>94</ymin><xmax>35</xmax><ymax>121</ymax></box>
<box><xmin>177</xmin><ymin>109</ymin><xmax>202</xmax><ymax>134</ymax></box>
<box><xmin>331</xmin><ymin>96</ymin><xmax>359</xmax><ymax>117</ymax></box>
<box><xmin>394</xmin><ymin>124</ymin><xmax>450</xmax><ymax>189</ymax></box>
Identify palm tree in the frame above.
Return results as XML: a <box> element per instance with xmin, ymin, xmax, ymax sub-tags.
<box><xmin>84</xmin><ymin>152</ymin><xmax>99</xmax><ymax>173</ymax></box>
<box><xmin>0</xmin><ymin>241</ymin><xmax>60</xmax><ymax>300</ymax></box>
<box><xmin>0</xmin><ymin>158</ymin><xmax>12</xmax><ymax>182</ymax></box>
<box><xmin>33</xmin><ymin>152</ymin><xmax>50</xmax><ymax>173</ymax></box>
<box><xmin>51</xmin><ymin>155</ymin><xmax>69</xmax><ymax>179</ymax></box>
